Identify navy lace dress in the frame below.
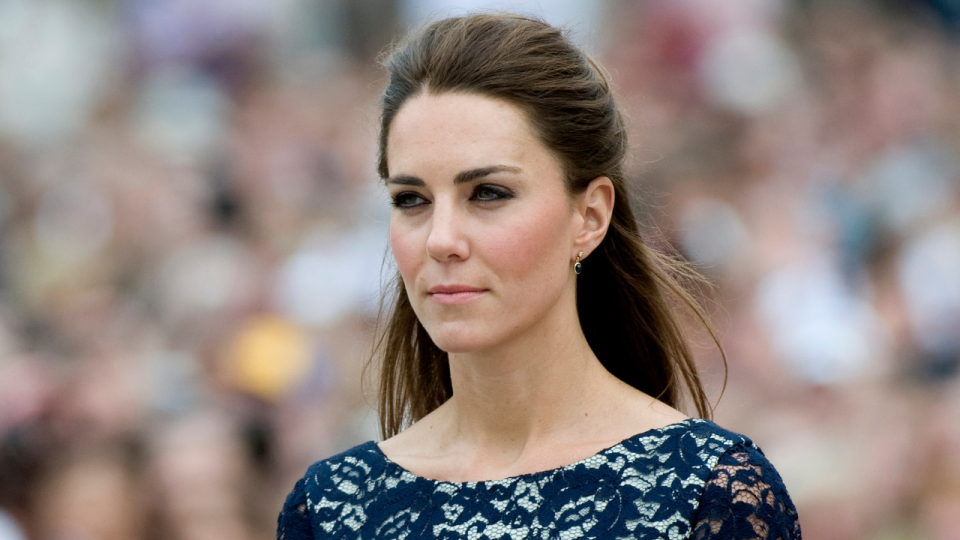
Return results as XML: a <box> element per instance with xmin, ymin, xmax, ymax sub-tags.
<box><xmin>277</xmin><ymin>419</ymin><xmax>801</xmax><ymax>539</ymax></box>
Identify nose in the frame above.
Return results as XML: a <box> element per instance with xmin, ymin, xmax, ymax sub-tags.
<box><xmin>425</xmin><ymin>198</ymin><xmax>469</xmax><ymax>262</ymax></box>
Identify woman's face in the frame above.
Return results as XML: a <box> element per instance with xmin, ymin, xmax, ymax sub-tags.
<box><xmin>386</xmin><ymin>92</ymin><xmax>582</xmax><ymax>353</ymax></box>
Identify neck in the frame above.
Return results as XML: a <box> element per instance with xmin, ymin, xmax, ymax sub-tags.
<box><xmin>377</xmin><ymin>283</ymin><xmax>688</xmax><ymax>483</ymax></box>
<box><xmin>440</xmin><ymin>291</ymin><xmax>613</xmax><ymax>453</ymax></box>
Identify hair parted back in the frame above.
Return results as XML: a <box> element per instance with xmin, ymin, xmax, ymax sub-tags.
<box><xmin>369</xmin><ymin>13</ymin><xmax>726</xmax><ymax>440</ymax></box>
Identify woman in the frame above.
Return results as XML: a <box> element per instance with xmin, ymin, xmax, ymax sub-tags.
<box><xmin>279</xmin><ymin>13</ymin><xmax>801</xmax><ymax>540</ymax></box>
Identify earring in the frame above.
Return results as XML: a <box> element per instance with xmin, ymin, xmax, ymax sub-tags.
<box><xmin>574</xmin><ymin>251</ymin><xmax>583</xmax><ymax>274</ymax></box>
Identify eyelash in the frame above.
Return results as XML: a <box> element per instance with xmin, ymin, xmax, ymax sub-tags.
<box><xmin>390</xmin><ymin>185</ymin><xmax>514</xmax><ymax>209</ymax></box>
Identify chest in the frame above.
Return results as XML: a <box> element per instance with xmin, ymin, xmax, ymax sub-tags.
<box><xmin>311</xmin><ymin>459</ymin><xmax>713</xmax><ymax>539</ymax></box>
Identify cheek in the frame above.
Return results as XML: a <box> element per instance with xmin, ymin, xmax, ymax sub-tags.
<box><xmin>491</xmin><ymin>198</ymin><xmax>572</xmax><ymax>280</ymax></box>
<box><xmin>390</xmin><ymin>223</ymin><xmax>423</xmax><ymax>281</ymax></box>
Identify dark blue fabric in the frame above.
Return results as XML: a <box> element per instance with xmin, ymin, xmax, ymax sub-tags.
<box><xmin>691</xmin><ymin>445</ymin><xmax>801</xmax><ymax>540</ymax></box>
<box><xmin>278</xmin><ymin>419</ymin><xmax>801</xmax><ymax>539</ymax></box>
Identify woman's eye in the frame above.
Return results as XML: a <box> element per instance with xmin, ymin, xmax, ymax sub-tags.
<box><xmin>391</xmin><ymin>192</ymin><xmax>428</xmax><ymax>209</ymax></box>
<box><xmin>471</xmin><ymin>185</ymin><xmax>514</xmax><ymax>202</ymax></box>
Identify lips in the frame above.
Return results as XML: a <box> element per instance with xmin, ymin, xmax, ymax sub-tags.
<box><xmin>427</xmin><ymin>285</ymin><xmax>487</xmax><ymax>305</ymax></box>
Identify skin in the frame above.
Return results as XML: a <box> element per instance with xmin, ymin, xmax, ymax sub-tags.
<box><xmin>379</xmin><ymin>92</ymin><xmax>687</xmax><ymax>482</ymax></box>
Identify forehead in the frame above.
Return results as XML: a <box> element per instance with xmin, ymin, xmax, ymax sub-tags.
<box><xmin>386</xmin><ymin>92</ymin><xmax>560</xmax><ymax>179</ymax></box>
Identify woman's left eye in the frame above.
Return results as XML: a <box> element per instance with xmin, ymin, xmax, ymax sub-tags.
<box><xmin>471</xmin><ymin>185</ymin><xmax>514</xmax><ymax>202</ymax></box>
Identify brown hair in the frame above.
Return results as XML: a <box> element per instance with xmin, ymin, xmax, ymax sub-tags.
<box><xmin>369</xmin><ymin>13</ymin><xmax>725</xmax><ymax>439</ymax></box>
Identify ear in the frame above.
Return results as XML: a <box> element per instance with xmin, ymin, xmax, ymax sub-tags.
<box><xmin>573</xmin><ymin>176</ymin><xmax>615</xmax><ymax>260</ymax></box>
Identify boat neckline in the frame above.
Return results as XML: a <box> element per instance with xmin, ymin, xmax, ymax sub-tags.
<box><xmin>368</xmin><ymin>417</ymin><xmax>705</xmax><ymax>485</ymax></box>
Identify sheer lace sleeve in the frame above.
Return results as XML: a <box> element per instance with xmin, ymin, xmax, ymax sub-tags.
<box><xmin>277</xmin><ymin>476</ymin><xmax>312</xmax><ymax>540</ymax></box>
<box><xmin>691</xmin><ymin>444</ymin><xmax>802</xmax><ymax>540</ymax></box>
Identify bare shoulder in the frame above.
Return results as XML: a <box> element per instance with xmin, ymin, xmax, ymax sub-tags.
<box><xmin>375</xmin><ymin>405</ymin><xmax>472</xmax><ymax>481</ymax></box>
<box><xmin>598</xmin><ymin>379</ymin><xmax>690</xmax><ymax>440</ymax></box>
<box><xmin>376</xmin><ymin>405</ymin><xmax>447</xmax><ymax>460</ymax></box>
<box><xmin>634</xmin><ymin>395</ymin><xmax>690</xmax><ymax>427</ymax></box>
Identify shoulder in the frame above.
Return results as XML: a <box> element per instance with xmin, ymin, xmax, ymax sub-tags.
<box><xmin>691</xmin><ymin>435</ymin><xmax>803</xmax><ymax>539</ymax></box>
<box><xmin>375</xmin><ymin>401</ymin><xmax>448</xmax><ymax>459</ymax></box>
<box><xmin>617</xmin><ymin>418</ymin><xmax>756</xmax><ymax>473</ymax></box>
<box><xmin>278</xmin><ymin>441</ymin><xmax>397</xmax><ymax>538</ymax></box>
<box><xmin>579</xmin><ymin>419</ymin><xmax>770</xmax><ymax>538</ymax></box>
<box><xmin>612</xmin><ymin>418</ymin><xmax>801</xmax><ymax>539</ymax></box>
<box><xmin>298</xmin><ymin>441</ymin><xmax>389</xmax><ymax>497</ymax></box>
<box><xmin>597</xmin><ymin>419</ymin><xmax>749</xmax><ymax>499</ymax></box>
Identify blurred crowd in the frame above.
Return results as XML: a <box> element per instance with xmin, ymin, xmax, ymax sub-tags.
<box><xmin>0</xmin><ymin>0</ymin><xmax>958</xmax><ymax>539</ymax></box>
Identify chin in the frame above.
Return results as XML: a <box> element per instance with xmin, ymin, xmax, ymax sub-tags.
<box><xmin>423</xmin><ymin>322</ymin><xmax>499</xmax><ymax>354</ymax></box>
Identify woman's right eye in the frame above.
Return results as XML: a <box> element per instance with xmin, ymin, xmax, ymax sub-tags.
<box><xmin>391</xmin><ymin>192</ymin><xmax>428</xmax><ymax>209</ymax></box>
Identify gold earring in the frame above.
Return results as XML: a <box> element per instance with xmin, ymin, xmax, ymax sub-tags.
<box><xmin>574</xmin><ymin>251</ymin><xmax>583</xmax><ymax>274</ymax></box>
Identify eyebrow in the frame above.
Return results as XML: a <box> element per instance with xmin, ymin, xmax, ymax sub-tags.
<box><xmin>386</xmin><ymin>165</ymin><xmax>522</xmax><ymax>186</ymax></box>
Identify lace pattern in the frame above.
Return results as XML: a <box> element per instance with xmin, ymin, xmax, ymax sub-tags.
<box><xmin>277</xmin><ymin>419</ymin><xmax>801</xmax><ymax>539</ymax></box>
<box><xmin>691</xmin><ymin>448</ymin><xmax>802</xmax><ymax>540</ymax></box>
<box><xmin>278</xmin><ymin>476</ymin><xmax>311</xmax><ymax>540</ymax></box>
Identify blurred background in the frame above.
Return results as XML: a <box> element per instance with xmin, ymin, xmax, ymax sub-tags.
<box><xmin>0</xmin><ymin>0</ymin><xmax>958</xmax><ymax>538</ymax></box>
